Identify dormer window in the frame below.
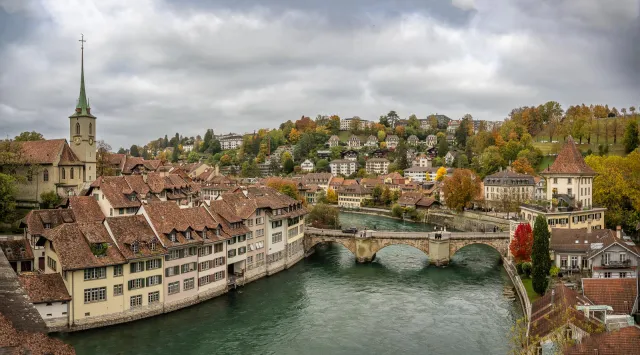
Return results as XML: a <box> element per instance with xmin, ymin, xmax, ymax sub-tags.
<box><xmin>44</xmin><ymin>223</ymin><xmax>51</xmax><ymax>229</ymax></box>
<box><xmin>185</xmin><ymin>230</ymin><xmax>192</xmax><ymax>240</ymax></box>
<box><xmin>150</xmin><ymin>240</ymin><xmax>157</xmax><ymax>251</ymax></box>
<box><xmin>215</xmin><ymin>228</ymin><xmax>220</xmax><ymax>236</ymax></box>
<box><xmin>131</xmin><ymin>242</ymin><xmax>139</xmax><ymax>253</ymax></box>
<box><xmin>169</xmin><ymin>232</ymin><xmax>177</xmax><ymax>243</ymax></box>
<box><xmin>129</xmin><ymin>194</ymin><xmax>136</xmax><ymax>202</ymax></box>
<box><xmin>202</xmin><ymin>227</ymin><xmax>208</xmax><ymax>239</ymax></box>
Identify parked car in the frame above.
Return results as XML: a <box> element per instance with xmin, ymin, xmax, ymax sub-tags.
<box><xmin>540</xmin><ymin>140</ymin><xmax>548</xmax><ymax>143</ymax></box>
<box><xmin>341</xmin><ymin>227</ymin><xmax>358</xmax><ymax>234</ymax></box>
<box><xmin>551</xmin><ymin>140</ymin><xmax>559</xmax><ymax>143</ymax></box>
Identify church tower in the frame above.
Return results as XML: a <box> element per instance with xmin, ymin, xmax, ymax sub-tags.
<box><xmin>69</xmin><ymin>35</ymin><xmax>97</xmax><ymax>182</ymax></box>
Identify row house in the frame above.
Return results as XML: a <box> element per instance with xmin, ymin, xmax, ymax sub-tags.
<box><xmin>365</xmin><ymin>135</ymin><xmax>378</xmax><ymax>148</ymax></box>
<box><xmin>329</xmin><ymin>159</ymin><xmax>357</xmax><ymax>177</ymax></box>
<box><xmin>483</xmin><ymin>170</ymin><xmax>535</xmax><ymax>210</ymax></box>
<box><xmin>347</xmin><ymin>135</ymin><xmax>361</xmax><ymax>149</ymax></box>
<box><xmin>385</xmin><ymin>135</ymin><xmax>399</xmax><ymax>150</ymax></box>
<box><xmin>365</xmin><ymin>158</ymin><xmax>390</xmax><ymax>175</ymax></box>
<box><xmin>220</xmin><ymin>135</ymin><xmax>243</xmax><ymax>150</ymax></box>
<box><xmin>0</xmin><ymin>237</ymin><xmax>34</xmax><ymax>273</ymax></box>
<box><xmin>119</xmin><ymin>156</ymin><xmax>163</xmax><ymax>176</ymax></box>
<box><xmin>328</xmin><ymin>135</ymin><xmax>340</xmax><ymax>147</ymax></box>
<box><xmin>521</xmin><ymin>136</ymin><xmax>607</xmax><ymax>231</ymax></box>
<box><xmin>337</xmin><ymin>184</ymin><xmax>373</xmax><ymax>208</ymax></box>
<box><xmin>301</xmin><ymin>173</ymin><xmax>333</xmax><ymax>191</ymax></box>
<box><xmin>18</xmin><ymin>273</ymin><xmax>72</xmax><ymax>330</ymax></box>
<box><xmin>550</xmin><ymin>226</ymin><xmax>640</xmax><ymax>279</ymax></box>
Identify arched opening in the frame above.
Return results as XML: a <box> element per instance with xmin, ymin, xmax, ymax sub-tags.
<box><xmin>89</xmin><ymin>122</ymin><xmax>92</xmax><ymax>135</ymax></box>
<box><xmin>61</xmin><ymin>168</ymin><xmax>65</xmax><ymax>179</ymax></box>
<box><xmin>70</xmin><ymin>167</ymin><xmax>74</xmax><ymax>180</ymax></box>
<box><xmin>450</xmin><ymin>243</ymin><xmax>504</xmax><ymax>271</ymax></box>
<box><xmin>76</xmin><ymin>122</ymin><xmax>80</xmax><ymax>135</ymax></box>
<box><xmin>43</xmin><ymin>169</ymin><xmax>49</xmax><ymax>182</ymax></box>
<box><xmin>370</xmin><ymin>243</ymin><xmax>430</xmax><ymax>271</ymax></box>
<box><xmin>307</xmin><ymin>240</ymin><xmax>357</xmax><ymax>268</ymax></box>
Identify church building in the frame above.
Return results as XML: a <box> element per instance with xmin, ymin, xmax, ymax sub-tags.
<box><xmin>6</xmin><ymin>38</ymin><xmax>97</xmax><ymax>205</ymax></box>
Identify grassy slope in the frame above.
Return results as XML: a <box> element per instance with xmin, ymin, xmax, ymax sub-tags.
<box><xmin>521</xmin><ymin>277</ymin><xmax>540</xmax><ymax>302</ymax></box>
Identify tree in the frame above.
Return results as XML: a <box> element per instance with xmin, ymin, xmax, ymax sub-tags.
<box><xmin>509</xmin><ymin>223</ymin><xmax>533</xmax><ymax>262</ymax></box>
<box><xmin>326</xmin><ymin>188</ymin><xmax>338</xmax><ymax>204</ymax></box>
<box><xmin>381</xmin><ymin>186</ymin><xmax>392</xmax><ymax>205</ymax></box>
<box><xmin>117</xmin><ymin>147</ymin><xmax>126</xmax><ymax>154</ymax></box>
<box><xmin>288</xmin><ymin>128</ymin><xmax>301</xmax><ymax>144</ymax></box>
<box><xmin>435</xmin><ymin>166</ymin><xmax>447</xmax><ymax>182</ymax></box>
<box><xmin>0</xmin><ymin>173</ymin><xmax>17</xmax><ymax>223</ymax></box>
<box><xmin>437</xmin><ymin>136</ymin><xmax>449</xmax><ymax>158</ymax></box>
<box><xmin>187</xmin><ymin>151</ymin><xmax>200</xmax><ymax>163</ymax></box>
<box><xmin>377</xmin><ymin>130</ymin><xmax>386</xmax><ymax>142</ymax></box>
<box><xmin>40</xmin><ymin>191</ymin><xmax>61</xmax><ymax>209</ymax></box>
<box><xmin>171</xmin><ymin>145</ymin><xmax>179</xmax><ymax>163</ymax></box>
<box><xmin>531</xmin><ymin>215</ymin><xmax>551</xmax><ymax>295</ymax></box>
<box><xmin>441</xmin><ymin>169</ymin><xmax>480</xmax><ymax>212</ymax></box>
<box><xmin>307</xmin><ymin>203</ymin><xmax>340</xmax><ymax>228</ymax></box>
<box><xmin>266</xmin><ymin>178</ymin><xmax>299</xmax><ymax>200</ymax></box>
<box><xmin>14</xmin><ymin>131</ymin><xmax>44</xmax><ymax>141</ymax></box>
<box><xmin>623</xmin><ymin>119</ymin><xmax>639</xmax><ymax>153</ymax></box>
<box><xmin>395</xmin><ymin>140</ymin><xmax>409</xmax><ymax>170</ymax></box>
<box><xmin>372</xmin><ymin>185</ymin><xmax>383</xmax><ymax>204</ymax></box>
<box><xmin>96</xmin><ymin>140</ymin><xmax>115</xmax><ymax>177</ymax></box>
<box><xmin>130</xmin><ymin>145</ymin><xmax>140</xmax><ymax>157</ymax></box>
<box><xmin>511</xmin><ymin>157</ymin><xmax>535</xmax><ymax>175</ymax></box>
<box><xmin>283</xmin><ymin>157</ymin><xmax>294</xmax><ymax>174</ymax></box>
<box><xmin>316</xmin><ymin>159</ymin><xmax>329</xmax><ymax>172</ymax></box>
<box><xmin>386</xmin><ymin>110</ymin><xmax>399</xmax><ymax>128</ymax></box>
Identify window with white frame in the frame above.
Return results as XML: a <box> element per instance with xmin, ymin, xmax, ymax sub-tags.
<box><xmin>183</xmin><ymin>278</ymin><xmax>195</xmax><ymax>291</ymax></box>
<box><xmin>181</xmin><ymin>262</ymin><xmax>196</xmax><ymax>273</ymax></box>
<box><xmin>84</xmin><ymin>287</ymin><xmax>106</xmax><ymax>303</ymax></box>
<box><xmin>620</xmin><ymin>253</ymin><xmax>627</xmax><ymax>262</ymax></box>
<box><xmin>146</xmin><ymin>275</ymin><xmax>162</xmax><ymax>286</ymax></box>
<box><xmin>128</xmin><ymin>278</ymin><xmax>145</xmax><ymax>290</ymax></box>
<box><xmin>213</xmin><ymin>270</ymin><xmax>225</xmax><ymax>281</ymax></box>
<box><xmin>113</xmin><ymin>284</ymin><xmax>123</xmax><ymax>296</ymax></box>
<box><xmin>146</xmin><ymin>259</ymin><xmax>162</xmax><ymax>270</ymax></box>
<box><xmin>130</xmin><ymin>295</ymin><xmax>143</xmax><ymax>308</ymax></box>
<box><xmin>214</xmin><ymin>243</ymin><xmax>224</xmax><ymax>253</ymax></box>
<box><xmin>148</xmin><ymin>291</ymin><xmax>160</xmax><ymax>304</ymax></box>
<box><xmin>130</xmin><ymin>261</ymin><xmax>145</xmax><ymax>273</ymax></box>
<box><xmin>603</xmin><ymin>272</ymin><xmax>611</xmax><ymax>278</ymax></box>
<box><xmin>256</xmin><ymin>229</ymin><xmax>264</xmax><ymax>237</ymax></box>
<box><xmin>113</xmin><ymin>265</ymin><xmax>123</xmax><ymax>277</ymax></box>
<box><xmin>198</xmin><ymin>275</ymin><xmax>211</xmax><ymax>286</ymax></box>
<box><xmin>199</xmin><ymin>260</ymin><xmax>213</xmax><ymax>271</ymax></box>
<box><xmin>247</xmin><ymin>231</ymin><xmax>253</xmax><ymax>240</ymax></box>
<box><xmin>84</xmin><ymin>267</ymin><xmax>106</xmax><ymax>280</ymax></box>
<box><xmin>272</xmin><ymin>232</ymin><xmax>283</xmax><ymax>244</ymax></box>
<box><xmin>165</xmin><ymin>266</ymin><xmax>180</xmax><ymax>277</ymax></box>
<box><xmin>168</xmin><ymin>281</ymin><xmax>180</xmax><ymax>295</ymax></box>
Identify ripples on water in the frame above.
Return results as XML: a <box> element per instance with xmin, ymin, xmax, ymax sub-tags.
<box><xmin>60</xmin><ymin>213</ymin><xmax>522</xmax><ymax>355</ymax></box>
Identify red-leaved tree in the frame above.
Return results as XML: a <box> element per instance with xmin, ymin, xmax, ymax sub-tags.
<box><xmin>510</xmin><ymin>223</ymin><xmax>533</xmax><ymax>262</ymax></box>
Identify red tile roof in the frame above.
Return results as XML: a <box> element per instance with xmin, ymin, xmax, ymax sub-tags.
<box><xmin>565</xmin><ymin>326</ymin><xmax>640</xmax><ymax>355</ymax></box>
<box><xmin>106</xmin><ymin>215</ymin><xmax>167</xmax><ymax>259</ymax></box>
<box><xmin>0</xmin><ymin>239</ymin><xmax>33</xmax><ymax>262</ymax></box>
<box><xmin>67</xmin><ymin>196</ymin><xmax>104</xmax><ymax>223</ymax></box>
<box><xmin>22</xmin><ymin>209</ymin><xmax>75</xmax><ymax>236</ymax></box>
<box><xmin>44</xmin><ymin>222</ymin><xmax>126</xmax><ymax>271</ymax></box>
<box><xmin>18</xmin><ymin>273</ymin><xmax>71</xmax><ymax>303</ymax></box>
<box><xmin>550</xmin><ymin>228</ymin><xmax>613</xmax><ymax>253</ymax></box>
<box><xmin>16</xmin><ymin>139</ymin><xmax>66</xmax><ymax>165</ymax></box>
<box><xmin>542</xmin><ymin>136</ymin><xmax>595</xmax><ymax>175</ymax></box>
<box><xmin>582</xmin><ymin>278</ymin><xmax>638</xmax><ymax>315</ymax></box>
<box><xmin>0</xmin><ymin>313</ymin><xmax>75</xmax><ymax>354</ymax></box>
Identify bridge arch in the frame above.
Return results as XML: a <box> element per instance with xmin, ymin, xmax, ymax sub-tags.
<box><xmin>305</xmin><ymin>236</ymin><xmax>357</xmax><ymax>256</ymax></box>
<box><xmin>449</xmin><ymin>239</ymin><xmax>508</xmax><ymax>259</ymax></box>
<box><xmin>369</xmin><ymin>239</ymin><xmax>430</xmax><ymax>258</ymax></box>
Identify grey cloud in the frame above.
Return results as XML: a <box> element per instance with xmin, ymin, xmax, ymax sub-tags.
<box><xmin>0</xmin><ymin>0</ymin><xmax>638</xmax><ymax>149</ymax></box>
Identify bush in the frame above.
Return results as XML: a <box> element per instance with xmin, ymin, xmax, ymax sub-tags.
<box><xmin>516</xmin><ymin>262</ymin><xmax>524</xmax><ymax>275</ymax></box>
<box><xmin>521</xmin><ymin>262</ymin><xmax>532</xmax><ymax>278</ymax></box>
<box><xmin>550</xmin><ymin>265</ymin><xmax>560</xmax><ymax>277</ymax></box>
<box><xmin>391</xmin><ymin>204</ymin><xmax>404</xmax><ymax>218</ymax></box>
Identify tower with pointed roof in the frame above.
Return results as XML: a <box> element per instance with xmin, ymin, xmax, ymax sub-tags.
<box><xmin>69</xmin><ymin>35</ymin><xmax>97</xmax><ymax>182</ymax></box>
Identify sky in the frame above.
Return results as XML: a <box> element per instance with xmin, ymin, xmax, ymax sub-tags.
<box><xmin>1</xmin><ymin>0</ymin><xmax>639</xmax><ymax>149</ymax></box>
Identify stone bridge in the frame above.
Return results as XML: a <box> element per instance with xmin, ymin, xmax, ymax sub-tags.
<box><xmin>304</xmin><ymin>228</ymin><xmax>510</xmax><ymax>265</ymax></box>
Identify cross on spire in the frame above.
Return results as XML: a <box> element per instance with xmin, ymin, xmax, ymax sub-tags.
<box><xmin>71</xmin><ymin>34</ymin><xmax>95</xmax><ymax>118</ymax></box>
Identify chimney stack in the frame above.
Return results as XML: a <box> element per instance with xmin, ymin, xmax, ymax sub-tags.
<box><xmin>587</xmin><ymin>222</ymin><xmax>592</xmax><ymax>234</ymax></box>
<box><xmin>616</xmin><ymin>225</ymin><xmax>622</xmax><ymax>239</ymax></box>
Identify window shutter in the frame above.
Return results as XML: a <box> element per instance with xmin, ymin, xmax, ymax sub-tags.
<box><xmin>158</xmin><ymin>259</ymin><xmax>162</xmax><ymax>268</ymax></box>
<box><xmin>158</xmin><ymin>275</ymin><xmax>162</xmax><ymax>284</ymax></box>
<box><xmin>128</xmin><ymin>280</ymin><xmax>132</xmax><ymax>290</ymax></box>
<box><xmin>130</xmin><ymin>264</ymin><xmax>135</xmax><ymax>273</ymax></box>
<box><xmin>165</xmin><ymin>268</ymin><xmax>170</xmax><ymax>277</ymax></box>
<box><xmin>145</xmin><ymin>277</ymin><xmax>149</xmax><ymax>287</ymax></box>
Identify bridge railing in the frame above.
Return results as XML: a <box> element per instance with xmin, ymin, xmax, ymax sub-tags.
<box><xmin>503</xmin><ymin>259</ymin><xmax>532</xmax><ymax>322</ymax></box>
<box><xmin>305</xmin><ymin>227</ymin><xmax>509</xmax><ymax>240</ymax></box>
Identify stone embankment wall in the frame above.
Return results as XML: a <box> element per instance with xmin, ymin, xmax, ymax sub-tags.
<box><xmin>340</xmin><ymin>207</ymin><xmax>511</xmax><ymax>232</ymax></box>
<box><xmin>503</xmin><ymin>258</ymin><xmax>532</xmax><ymax>325</ymax></box>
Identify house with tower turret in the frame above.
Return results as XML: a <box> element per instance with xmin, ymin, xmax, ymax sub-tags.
<box><xmin>2</xmin><ymin>36</ymin><xmax>97</xmax><ymax>205</ymax></box>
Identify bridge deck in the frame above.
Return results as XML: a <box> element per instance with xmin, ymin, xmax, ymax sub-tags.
<box><xmin>305</xmin><ymin>227</ymin><xmax>509</xmax><ymax>240</ymax></box>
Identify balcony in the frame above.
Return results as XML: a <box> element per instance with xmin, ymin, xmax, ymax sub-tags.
<box><xmin>600</xmin><ymin>259</ymin><xmax>632</xmax><ymax>269</ymax></box>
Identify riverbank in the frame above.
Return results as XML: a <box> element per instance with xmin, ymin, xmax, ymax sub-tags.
<box><xmin>60</xmin><ymin>240</ymin><xmax>521</xmax><ymax>355</ymax></box>
<box><xmin>337</xmin><ymin>207</ymin><xmax>511</xmax><ymax>232</ymax></box>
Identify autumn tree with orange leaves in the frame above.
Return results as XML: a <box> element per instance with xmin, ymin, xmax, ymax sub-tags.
<box><xmin>510</xmin><ymin>223</ymin><xmax>533</xmax><ymax>262</ymax></box>
<box><xmin>442</xmin><ymin>169</ymin><xmax>480</xmax><ymax>212</ymax></box>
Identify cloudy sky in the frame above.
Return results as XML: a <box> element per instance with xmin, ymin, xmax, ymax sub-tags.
<box><xmin>1</xmin><ymin>0</ymin><xmax>638</xmax><ymax>149</ymax></box>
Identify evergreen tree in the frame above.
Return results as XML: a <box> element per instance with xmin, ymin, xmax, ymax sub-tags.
<box><xmin>283</xmin><ymin>157</ymin><xmax>294</xmax><ymax>174</ymax></box>
<box><xmin>163</xmin><ymin>135</ymin><xmax>169</xmax><ymax>148</ymax></box>
<box><xmin>623</xmin><ymin>120</ymin><xmax>639</xmax><ymax>153</ymax></box>
<box><xmin>531</xmin><ymin>215</ymin><xmax>551</xmax><ymax>295</ymax></box>
<box><xmin>130</xmin><ymin>145</ymin><xmax>140</xmax><ymax>157</ymax></box>
<box><xmin>203</xmin><ymin>129</ymin><xmax>213</xmax><ymax>152</ymax></box>
<box><xmin>171</xmin><ymin>144</ymin><xmax>179</xmax><ymax>163</ymax></box>
<box><xmin>395</xmin><ymin>140</ymin><xmax>409</xmax><ymax>170</ymax></box>
<box><xmin>437</xmin><ymin>136</ymin><xmax>449</xmax><ymax>158</ymax></box>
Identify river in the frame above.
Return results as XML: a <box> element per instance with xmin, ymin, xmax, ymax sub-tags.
<box><xmin>59</xmin><ymin>212</ymin><xmax>522</xmax><ymax>355</ymax></box>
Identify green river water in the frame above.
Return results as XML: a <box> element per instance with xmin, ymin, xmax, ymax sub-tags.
<box><xmin>59</xmin><ymin>212</ymin><xmax>521</xmax><ymax>354</ymax></box>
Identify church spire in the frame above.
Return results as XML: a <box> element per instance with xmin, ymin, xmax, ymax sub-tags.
<box><xmin>71</xmin><ymin>34</ymin><xmax>95</xmax><ymax>118</ymax></box>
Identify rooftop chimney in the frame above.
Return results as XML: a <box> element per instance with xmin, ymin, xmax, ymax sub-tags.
<box><xmin>587</xmin><ymin>222</ymin><xmax>592</xmax><ymax>234</ymax></box>
<box><xmin>616</xmin><ymin>225</ymin><xmax>622</xmax><ymax>239</ymax></box>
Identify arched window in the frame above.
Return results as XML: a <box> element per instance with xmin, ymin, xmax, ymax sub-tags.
<box><xmin>61</xmin><ymin>168</ymin><xmax>65</xmax><ymax>179</ymax></box>
<box><xmin>43</xmin><ymin>169</ymin><xmax>49</xmax><ymax>182</ymax></box>
<box><xmin>76</xmin><ymin>123</ymin><xmax>80</xmax><ymax>135</ymax></box>
<box><xmin>70</xmin><ymin>168</ymin><xmax>74</xmax><ymax>179</ymax></box>
<box><xmin>89</xmin><ymin>123</ymin><xmax>92</xmax><ymax>135</ymax></box>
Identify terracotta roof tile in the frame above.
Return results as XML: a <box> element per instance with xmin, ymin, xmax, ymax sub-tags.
<box><xmin>565</xmin><ymin>326</ymin><xmax>640</xmax><ymax>355</ymax></box>
<box><xmin>106</xmin><ymin>216</ymin><xmax>167</xmax><ymax>259</ymax></box>
<box><xmin>530</xmin><ymin>284</ymin><xmax>598</xmax><ymax>339</ymax></box>
<box><xmin>542</xmin><ymin>136</ymin><xmax>596</xmax><ymax>175</ymax></box>
<box><xmin>22</xmin><ymin>209</ymin><xmax>75</xmax><ymax>236</ymax></box>
<box><xmin>44</xmin><ymin>222</ymin><xmax>126</xmax><ymax>270</ymax></box>
<box><xmin>0</xmin><ymin>239</ymin><xmax>33</xmax><ymax>262</ymax></box>
<box><xmin>68</xmin><ymin>196</ymin><xmax>104</xmax><ymax>223</ymax></box>
<box><xmin>18</xmin><ymin>273</ymin><xmax>71</xmax><ymax>303</ymax></box>
<box><xmin>550</xmin><ymin>228</ymin><xmax>613</xmax><ymax>253</ymax></box>
<box><xmin>0</xmin><ymin>313</ymin><xmax>75</xmax><ymax>355</ymax></box>
<box><xmin>582</xmin><ymin>278</ymin><xmax>638</xmax><ymax>315</ymax></box>
<box><xmin>58</xmin><ymin>143</ymin><xmax>83</xmax><ymax>165</ymax></box>
<box><xmin>16</xmin><ymin>139</ymin><xmax>65</xmax><ymax>165</ymax></box>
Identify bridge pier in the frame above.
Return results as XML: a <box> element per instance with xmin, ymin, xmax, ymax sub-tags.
<box><xmin>428</xmin><ymin>233</ymin><xmax>451</xmax><ymax>266</ymax></box>
<box><xmin>355</xmin><ymin>238</ymin><xmax>376</xmax><ymax>263</ymax></box>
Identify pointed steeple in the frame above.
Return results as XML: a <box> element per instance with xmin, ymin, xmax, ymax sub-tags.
<box><xmin>70</xmin><ymin>34</ymin><xmax>95</xmax><ymax>118</ymax></box>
